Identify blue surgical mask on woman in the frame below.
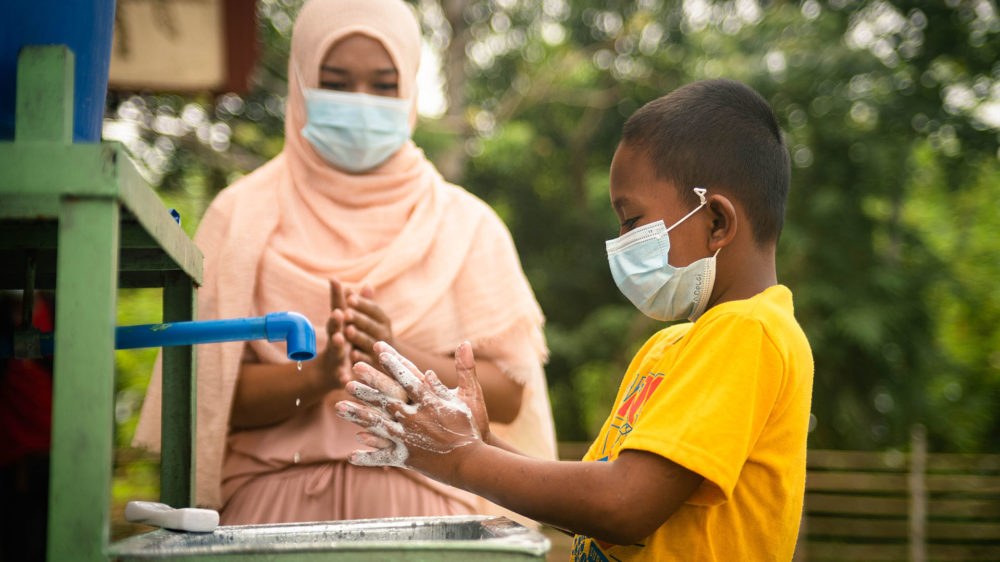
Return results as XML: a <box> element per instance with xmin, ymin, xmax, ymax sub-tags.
<box><xmin>300</xmin><ymin>84</ymin><xmax>412</xmax><ymax>173</ymax></box>
<box><xmin>605</xmin><ymin>187</ymin><xmax>719</xmax><ymax>322</ymax></box>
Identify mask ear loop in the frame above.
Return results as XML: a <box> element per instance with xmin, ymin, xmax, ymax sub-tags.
<box><xmin>293</xmin><ymin>62</ymin><xmax>306</xmax><ymax>91</ymax></box>
<box><xmin>665</xmin><ymin>187</ymin><xmax>709</xmax><ymax>232</ymax></box>
<box><xmin>291</xmin><ymin>62</ymin><xmax>314</xmax><ymax>126</ymax></box>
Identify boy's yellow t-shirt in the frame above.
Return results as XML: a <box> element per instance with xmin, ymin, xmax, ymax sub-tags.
<box><xmin>572</xmin><ymin>285</ymin><xmax>814</xmax><ymax>561</ymax></box>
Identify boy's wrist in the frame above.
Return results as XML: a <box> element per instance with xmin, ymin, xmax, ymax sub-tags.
<box><xmin>450</xmin><ymin>438</ymin><xmax>489</xmax><ymax>490</ymax></box>
<box><xmin>483</xmin><ymin>431</ymin><xmax>499</xmax><ymax>448</ymax></box>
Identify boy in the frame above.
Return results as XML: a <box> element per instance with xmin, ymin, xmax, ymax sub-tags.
<box><xmin>335</xmin><ymin>78</ymin><xmax>814</xmax><ymax>561</ymax></box>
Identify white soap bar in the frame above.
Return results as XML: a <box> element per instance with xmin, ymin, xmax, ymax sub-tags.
<box><xmin>124</xmin><ymin>501</ymin><xmax>219</xmax><ymax>533</ymax></box>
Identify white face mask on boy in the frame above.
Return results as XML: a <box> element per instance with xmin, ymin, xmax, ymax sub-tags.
<box><xmin>605</xmin><ymin>187</ymin><xmax>719</xmax><ymax>322</ymax></box>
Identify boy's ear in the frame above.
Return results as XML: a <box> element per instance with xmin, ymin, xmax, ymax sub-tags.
<box><xmin>706</xmin><ymin>194</ymin><xmax>738</xmax><ymax>252</ymax></box>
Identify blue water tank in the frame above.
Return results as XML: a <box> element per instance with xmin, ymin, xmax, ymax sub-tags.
<box><xmin>0</xmin><ymin>0</ymin><xmax>116</xmax><ymax>142</ymax></box>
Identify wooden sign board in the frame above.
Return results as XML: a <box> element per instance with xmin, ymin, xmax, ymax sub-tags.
<box><xmin>108</xmin><ymin>0</ymin><xmax>256</xmax><ymax>94</ymax></box>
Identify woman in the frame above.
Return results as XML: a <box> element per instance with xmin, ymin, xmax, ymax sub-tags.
<box><xmin>134</xmin><ymin>0</ymin><xmax>556</xmax><ymax>525</ymax></box>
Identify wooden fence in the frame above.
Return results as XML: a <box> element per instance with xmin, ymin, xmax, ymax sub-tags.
<box><xmin>555</xmin><ymin>431</ymin><xmax>1000</xmax><ymax>562</ymax></box>
<box><xmin>797</xmin><ymin>427</ymin><xmax>1000</xmax><ymax>562</ymax></box>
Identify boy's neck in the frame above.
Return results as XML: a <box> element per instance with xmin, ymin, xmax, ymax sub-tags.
<box><xmin>708</xmin><ymin>246</ymin><xmax>778</xmax><ymax>309</ymax></box>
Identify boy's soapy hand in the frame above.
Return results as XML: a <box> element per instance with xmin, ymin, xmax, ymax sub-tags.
<box><xmin>451</xmin><ymin>341</ymin><xmax>491</xmax><ymax>442</ymax></box>
<box><xmin>334</xmin><ymin>341</ymin><xmax>489</xmax><ymax>481</ymax></box>
<box><xmin>344</xmin><ymin>285</ymin><xmax>394</xmax><ymax>364</ymax></box>
<box><xmin>317</xmin><ymin>279</ymin><xmax>353</xmax><ymax>389</ymax></box>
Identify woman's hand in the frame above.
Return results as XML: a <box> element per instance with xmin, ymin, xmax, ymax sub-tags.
<box><xmin>314</xmin><ymin>278</ymin><xmax>353</xmax><ymax>390</ymax></box>
<box><xmin>230</xmin><ymin>279</ymin><xmax>355</xmax><ymax>429</ymax></box>
<box><xmin>335</xmin><ymin>341</ymin><xmax>490</xmax><ymax>480</ymax></box>
<box><xmin>344</xmin><ymin>285</ymin><xmax>394</xmax><ymax>364</ymax></box>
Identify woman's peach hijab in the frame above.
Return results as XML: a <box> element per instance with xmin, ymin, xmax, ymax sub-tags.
<box><xmin>134</xmin><ymin>0</ymin><xmax>555</xmax><ymax>512</ymax></box>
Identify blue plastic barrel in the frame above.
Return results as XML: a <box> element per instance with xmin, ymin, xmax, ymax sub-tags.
<box><xmin>0</xmin><ymin>0</ymin><xmax>116</xmax><ymax>141</ymax></box>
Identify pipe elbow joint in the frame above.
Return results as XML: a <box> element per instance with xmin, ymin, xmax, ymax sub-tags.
<box><xmin>264</xmin><ymin>312</ymin><xmax>317</xmax><ymax>361</ymax></box>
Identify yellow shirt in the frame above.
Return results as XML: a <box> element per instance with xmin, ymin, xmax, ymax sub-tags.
<box><xmin>572</xmin><ymin>285</ymin><xmax>814</xmax><ymax>561</ymax></box>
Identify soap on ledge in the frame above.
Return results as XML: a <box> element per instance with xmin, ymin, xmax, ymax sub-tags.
<box><xmin>124</xmin><ymin>501</ymin><xmax>219</xmax><ymax>533</ymax></box>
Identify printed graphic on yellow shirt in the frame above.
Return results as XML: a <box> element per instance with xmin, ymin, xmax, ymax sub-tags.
<box><xmin>572</xmin><ymin>371</ymin><xmax>664</xmax><ymax>561</ymax></box>
<box><xmin>596</xmin><ymin>371</ymin><xmax>664</xmax><ymax>460</ymax></box>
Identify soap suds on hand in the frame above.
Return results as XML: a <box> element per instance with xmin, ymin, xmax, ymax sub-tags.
<box><xmin>336</xmin><ymin>401</ymin><xmax>409</xmax><ymax>468</ymax></box>
<box><xmin>337</xmin><ymin>349</ymin><xmax>482</xmax><ymax>471</ymax></box>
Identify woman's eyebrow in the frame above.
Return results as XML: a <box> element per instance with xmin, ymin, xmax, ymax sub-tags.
<box><xmin>319</xmin><ymin>66</ymin><xmax>398</xmax><ymax>76</ymax></box>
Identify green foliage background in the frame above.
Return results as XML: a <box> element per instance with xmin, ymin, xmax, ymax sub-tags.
<box><xmin>107</xmin><ymin>0</ymin><xmax>1000</xmax><ymax>486</ymax></box>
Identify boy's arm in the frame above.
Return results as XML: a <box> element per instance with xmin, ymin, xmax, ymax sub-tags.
<box><xmin>336</xmin><ymin>342</ymin><xmax>702</xmax><ymax>545</ymax></box>
<box><xmin>451</xmin><ymin>444</ymin><xmax>702</xmax><ymax>545</ymax></box>
<box><xmin>484</xmin><ymin>433</ymin><xmax>526</xmax><ymax>456</ymax></box>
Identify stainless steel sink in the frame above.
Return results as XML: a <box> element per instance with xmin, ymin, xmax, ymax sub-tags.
<box><xmin>109</xmin><ymin>515</ymin><xmax>551</xmax><ymax>560</ymax></box>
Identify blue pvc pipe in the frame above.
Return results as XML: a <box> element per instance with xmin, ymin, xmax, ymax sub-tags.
<box><xmin>116</xmin><ymin>317</ymin><xmax>267</xmax><ymax>350</ymax></box>
<box><xmin>116</xmin><ymin>312</ymin><xmax>316</xmax><ymax>361</ymax></box>
<box><xmin>6</xmin><ymin>312</ymin><xmax>316</xmax><ymax>361</ymax></box>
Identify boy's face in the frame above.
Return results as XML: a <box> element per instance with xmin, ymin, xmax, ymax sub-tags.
<box><xmin>609</xmin><ymin>142</ymin><xmax>711</xmax><ymax>268</ymax></box>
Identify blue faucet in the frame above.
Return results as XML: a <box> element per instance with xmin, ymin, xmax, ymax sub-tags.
<box><xmin>116</xmin><ymin>312</ymin><xmax>317</xmax><ymax>361</ymax></box>
<box><xmin>2</xmin><ymin>312</ymin><xmax>316</xmax><ymax>361</ymax></box>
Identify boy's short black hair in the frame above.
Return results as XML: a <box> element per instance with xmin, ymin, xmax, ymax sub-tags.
<box><xmin>621</xmin><ymin>78</ymin><xmax>790</xmax><ymax>246</ymax></box>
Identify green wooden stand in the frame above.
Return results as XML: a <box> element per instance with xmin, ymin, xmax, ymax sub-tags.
<box><xmin>0</xmin><ymin>46</ymin><xmax>203</xmax><ymax>561</ymax></box>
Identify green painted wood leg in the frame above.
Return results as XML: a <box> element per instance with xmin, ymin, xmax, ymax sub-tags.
<box><xmin>15</xmin><ymin>46</ymin><xmax>73</xmax><ymax>144</ymax></box>
<box><xmin>48</xmin><ymin>197</ymin><xmax>119</xmax><ymax>561</ymax></box>
<box><xmin>160</xmin><ymin>271</ymin><xmax>197</xmax><ymax>507</ymax></box>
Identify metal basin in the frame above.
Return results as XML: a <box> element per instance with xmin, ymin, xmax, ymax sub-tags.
<box><xmin>110</xmin><ymin>515</ymin><xmax>550</xmax><ymax>561</ymax></box>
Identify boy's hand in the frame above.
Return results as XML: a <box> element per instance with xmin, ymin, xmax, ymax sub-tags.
<box><xmin>348</xmin><ymin>350</ymin><xmax>409</xmax><ymax>403</ymax></box>
<box><xmin>453</xmin><ymin>341</ymin><xmax>491</xmax><ymax>442</ymax></box>
<box><xmin>344</xmin><ymin>285</ymin><xmax>394</xmax><ymax>364</ymax></box>
<box><xmin>369</xmin><ymin>341</ymin><xmax>490</xmax><ymax>439</ymax></box>
<box><xmin>334</xmin><ymin>341</ymin><xmax>489</xmax><ymax>480</ymax></box>
<box><xmin>316</xmin><ymin>279</ymin><xmax>352</xmax><ymax>389</ymax></box>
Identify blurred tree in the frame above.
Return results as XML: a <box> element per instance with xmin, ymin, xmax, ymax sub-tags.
<box><xmin>106</xmin><ymin>0</ymin><xmax>1000</xmax><ymax>453</ymax></box>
